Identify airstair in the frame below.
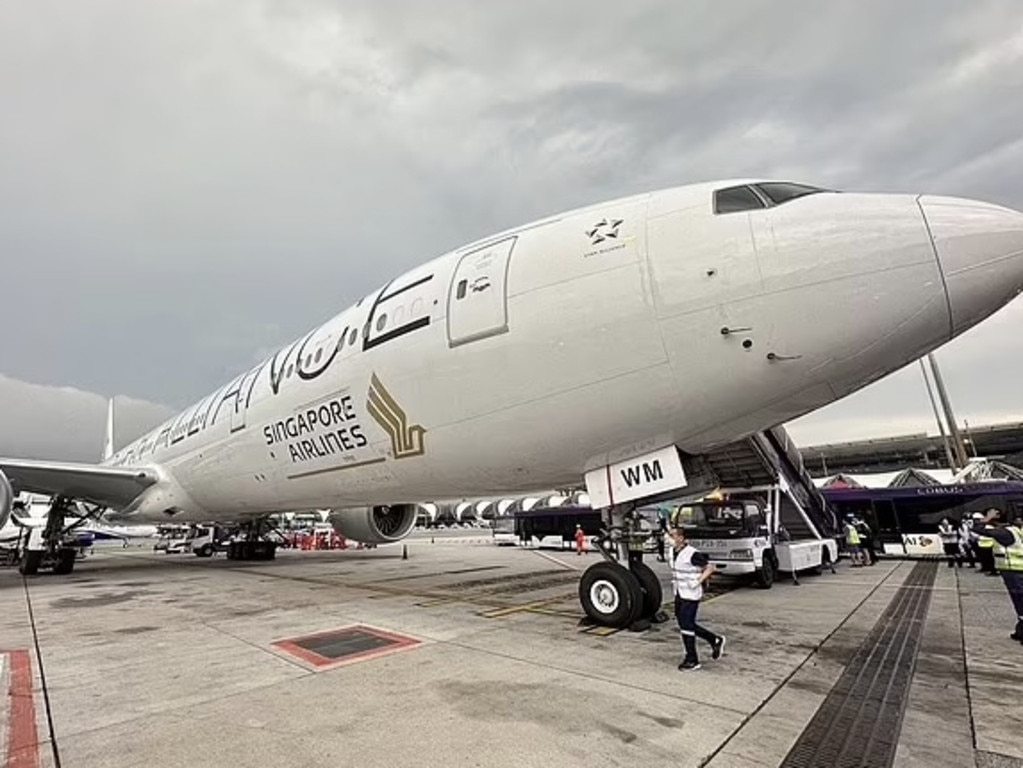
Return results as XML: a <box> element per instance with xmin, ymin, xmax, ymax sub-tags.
<box><xmin>683</xmin><ymin>426</ymin><xmax>841</xmax><ymax>541</ymax></box>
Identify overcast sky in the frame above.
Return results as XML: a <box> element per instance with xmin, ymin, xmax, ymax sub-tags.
<box><xmin>1</xmin><ymin>1</ymin><xmax>1022</xmax><ymax>461</ymax></box>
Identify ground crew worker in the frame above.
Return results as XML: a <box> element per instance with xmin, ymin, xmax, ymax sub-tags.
<box><xmin>975</xmin><ymin>509</ymin><xmax>1023</xmax><ymax>645</ymax></box>
<box><xmin>656</xmin><ymin>515</ymin><xmax>668</xmax><ymax>562</ymax></box>
<box><xmin>939</xmin><ymin>517</ymin><xmax>959</xmax><ymax>567</ymax></box>
<box><xmin>574</xmin><ymin>524</ymin><xmax>586</xmax><ymax>555</ymax></box>
<box><xmin>959</xmin><ymin>515</ymin><xmax>977</xmax><ymax>568</ymax></box>
<box><xmin>977</xmin><ymin>522</ymin><xmax>998</xmax><ymax>575</ymax></box>
<box><xmin>855</xmin><ymin>516</ymin><xmax>878</xmax><ymax>565</ymax></box>
<box><xmin>844</xmin><ymin>515</ymin><xmax>863</xmax><ymax>567</ymax></box>
<box><xmin>668</xmin><ymin>526</ymin><xmax>725</xmax><ymax>670</ymax></box>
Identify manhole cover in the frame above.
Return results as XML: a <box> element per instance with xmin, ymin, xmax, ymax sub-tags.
<box><xmin>273</xmin><ymin>625</ymin><xmax>420</xmax><ymax>668</ymax></box>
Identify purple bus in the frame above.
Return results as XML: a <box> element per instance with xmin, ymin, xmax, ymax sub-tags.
<box><xmin>821</xmin><ymin>481</ymin><xmax>1023</xmax><ymax>556</ymax></box>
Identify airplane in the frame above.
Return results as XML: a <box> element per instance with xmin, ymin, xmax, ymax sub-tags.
<box><xmin>2</xmin><ymin>178</ymin><xmax>1023</xmax><ymax>627</ymax></box>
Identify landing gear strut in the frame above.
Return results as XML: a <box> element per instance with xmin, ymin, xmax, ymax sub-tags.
<box><xmin>225</xmin><ymin>518</ymin><xmax>279</xmax><ymax>561</ymax></box>
<box><xmin>19</xmin><ymin>496</ymin><xmax>85</xmax><ymax>576</ymax></box>
<box><xmin>578</xmin><ymin>503</ymin><xmax>668</xmax><ymax>630</ymax></box>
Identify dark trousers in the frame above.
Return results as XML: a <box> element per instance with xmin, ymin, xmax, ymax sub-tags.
<box><xmin>1003</xmin><ymin>572</ymin><xmax>1023</xmax><ymax>638</ymax></box>
<box><xmin>978</xmin><ymin>547</ymin><xmax>996</xmax><ymax>573</ymax></box>
<box><xmin>675</xmin><ymin>595</ymin><xmax>717</xmax><ymax>663</ymax></box>
<box><xmin>943</xmin><ymin>542</ymin><xmax>959</xmax><ymax>567</ymax></box>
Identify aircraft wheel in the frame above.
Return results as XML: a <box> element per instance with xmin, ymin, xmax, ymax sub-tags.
<box><xmin>579</xmin><ymin>562</ymin><xmax>643</xmax><ymax>628</ymax></box>
<box><xmin>19</xmin><ymin>550</ymin><xmax>42</xmax><ymax>576</ymax></box>
<box><xmin>53</xmin><ymin>547</ymin><xmax>77</xmax><ymax>575</ymax></box>
<box><xmin>195</xmin><ymin>544</ymin><xmax>213</xmax><ymax>558</ymax></box>
<box><xmin>630</xmin><ymin>561</ymin><xmax>664</xmax><ymax>619</ymax></box>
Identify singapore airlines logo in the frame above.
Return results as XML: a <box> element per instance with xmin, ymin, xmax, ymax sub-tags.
<box><xmin>585</xmin><ymin>217</ymin><xmax>623</xmax><ymax>246</ymax></box>
<box><xmin>367</xmin><ymin>374</ymin><xmax>426</xmax><ymax>459</ymax></box>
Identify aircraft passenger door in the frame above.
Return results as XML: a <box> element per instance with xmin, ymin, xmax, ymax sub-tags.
<box><xmin>230</xmin><ymin>367</ymin><xmax>260</xmax><ymax>432</ymax></box>
<box><xmin>446</xmin><ymin>236</ymin><xmax>516</xmax><ymax>347</ymax></box>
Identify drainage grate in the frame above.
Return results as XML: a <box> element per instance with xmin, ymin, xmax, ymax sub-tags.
<box><xmin>780</xmin><ymin>561</ymin><xmax>938</xmax><ymax>768</ymax></box>
<box><xmin>273</xmin><ymin>625</ymin><xmax>420</xmax><ymax>668</ymax></box>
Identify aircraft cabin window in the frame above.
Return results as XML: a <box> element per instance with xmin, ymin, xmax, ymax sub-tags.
<box><xmin>314</xmin><ymin>348</ymin><xmax>323</xmax><ymax>363</ymax></box>
<box><xmin>376</xmin><ymin>313</ymin><xmax>387</xmax><ymax>332</ymax></box>
<box><xmin>752</xmin><ymin>182</ymin><xmax>829</xmax><ymax>206</ymax></box>
<box><xmin>411</xmin><ymin>298</ymin><xmax>424</xmax><ymax>316</ymax></box>
<box><xmin>713</xmin><ymin>185</ymin><xmax>766</xmax><ymax>214</ymax></box>
<box><xmin>456</xmin><ymin>279</ymin><xmax>468</xmax><ymax>300</ymax></box>
<box><xmin>348</xmin><ymin>328</ymin><xmax>358</xmax><ymax>346</ymax></box>
<box><xmin>286</xmin><ymin>364</ymin><xmax>294</xmax><ymax>378</ymax></box>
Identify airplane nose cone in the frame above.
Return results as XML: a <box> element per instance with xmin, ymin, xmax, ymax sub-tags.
<box><xmin>919</xmin><ymin>195</ymin><xmax>1023</xmax><ymax>336</ymax></box>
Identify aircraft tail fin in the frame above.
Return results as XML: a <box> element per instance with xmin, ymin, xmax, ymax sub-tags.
<box><xmin>102</xmin><ymin>397</ymin><xmax>115</xmax><ymax>461</ymax></box>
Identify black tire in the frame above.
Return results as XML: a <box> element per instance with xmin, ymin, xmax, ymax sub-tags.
<box><xmin>756</xmin><ymin>553</ymin><xmax>775</xmax><ymax>589</ymax></box>
<box><xmin>53</xmin><ymin>547</ymin><xmax>77</xmax><ymax>575</ymax></box>
<box><xmin>579</xmin><ymin>562</ymin><xmax>644</xmax><ymax>628</ymax></box>
<box><xmin>630</xmin><ymin>561</ymin><xmax>664</xmax><ymax>619</ymax></box>
<box><xmin>19</xmin><ymin>549</ymin><xmax>42</xmax><ymax>576</ymax></box>
<box><xmin>195</xmin><ymin>544</ymin><xmax>213</xmax><ymax>558</ymax></box>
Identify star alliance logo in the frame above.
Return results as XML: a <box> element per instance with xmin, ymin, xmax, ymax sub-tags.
<box><xmin>586</xmin><ymin>218</ymin><xmax>624</xmax><ymax>246</ymax></box>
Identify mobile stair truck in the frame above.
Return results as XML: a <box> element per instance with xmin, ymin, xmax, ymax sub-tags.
<box><xmin>670</xmin><ymin>427</ymin><xmax>841</xmax><ymax>588</ymax></box>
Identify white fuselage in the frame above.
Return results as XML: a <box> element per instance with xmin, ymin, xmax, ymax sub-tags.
<box><xmin>105</xmin><ymin>180</ymin><xmax>1023</xmax><ymax>523</ymax></box>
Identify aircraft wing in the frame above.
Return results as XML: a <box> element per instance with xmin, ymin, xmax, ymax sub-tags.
<box><xmin>0</xmin><ymin>458</ymin><xmax>158</xmax><ymax>510</ymax></box>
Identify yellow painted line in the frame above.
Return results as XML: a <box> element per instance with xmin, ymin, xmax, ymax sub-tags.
<box><xmin>415</xmin><ymin>598</ymin><xmax>459</xmax><ymax>607</ymax></box>
<box><xmin>581</xmin><ymin>625</ymin><xmax>622</xmax><ymax>637</ymax></box>
<box><xmin>479</xmin><ymin>598</ymin><xmax>564</xmax><ymax>619</ymax></box>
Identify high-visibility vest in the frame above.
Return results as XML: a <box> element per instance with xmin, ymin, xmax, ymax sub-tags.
<box><xmin>670</xmin><ymin>545</ymin><xmax>705</xmax><ymax>601</ymax></box>
<box><xmin>993</xmin><ymin>527</ymin><xmax>1023</xmax><ymax>572</ymax></box>
<box><xmin>845</xmin><ymin>524</ymin><xmax>860</xmax><ymax>546</ymax></box>
<box><xmin>977</xmin><ymin>535</ymin><xmax>995</xmax><ymax>549</ymax></box>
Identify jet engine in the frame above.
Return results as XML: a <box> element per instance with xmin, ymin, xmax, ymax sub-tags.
<box><xmin>327</xmin><ymin>504</ymin><xmax>418</xmax><ymax>544</ymax></box>
<box><xmin>0</xmin><ymin>469</ymin><xmax>12</xmax><ymax>531</ymax></box>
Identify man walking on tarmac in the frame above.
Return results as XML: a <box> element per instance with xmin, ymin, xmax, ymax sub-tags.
<box><xmin>939</xmin><ymin>517</ymin><xmax>959</xmax><ymax>568</ymax></box>
<box><xmin>959</xmin><ymin>514</ymin><xmax>978</xmax><ymax>568</ymax></box>
<box><xmin>844</xmin><ymin>515</ymin><xmax>864</xmax><ymax>567</ymax></box>
<box><xmin>668</xmin><ymin>526</ymin><xmax>725</xmax><ymax>670</ymax></box>
<box><xmin>975</xmin><ymin>508</ymin><xmax>1023</xmax><ymax>645</ymax></box>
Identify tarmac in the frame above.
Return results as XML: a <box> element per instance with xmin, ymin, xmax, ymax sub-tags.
<box><xmin>0</xmin><ymin>530</ymin><xmax>1020</xmax><ymax>768</ymax></box>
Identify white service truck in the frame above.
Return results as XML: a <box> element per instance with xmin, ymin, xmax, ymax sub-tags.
<box><xmin>672</xmin><ymin>496</ymin><xmax>837</xmax><ymax>588</ymax></box>
<box><xmin>185</xmin><ymin>524</ymin><xmax>231</xmax><ymax>557</ymax></box>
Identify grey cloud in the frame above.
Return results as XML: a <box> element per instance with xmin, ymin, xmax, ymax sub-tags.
<box><xmin>1</xmin><ymin>0</ymin><xmax>1022</xmax><ymax>460</ymax></box>
<box><xmin>0</xmin><ymin>375</ymin><xmax>173</xmax><ymax>462</ymax></box>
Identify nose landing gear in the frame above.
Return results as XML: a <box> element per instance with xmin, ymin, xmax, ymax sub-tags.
<box><xmin>578</xmin><ymin>503</ymin><xmax>668</xmax><ymax>631</ymax></box>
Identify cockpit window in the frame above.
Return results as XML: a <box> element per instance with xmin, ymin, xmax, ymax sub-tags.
<box><xmin>752</xmin><ymin>182</ymin><xmax>829</xmax><ymax>206</ymax></box>
<box><xmin>713</xmin><ymin>185</ymin><xmax>766</xmax><ymax>214</ymax></box>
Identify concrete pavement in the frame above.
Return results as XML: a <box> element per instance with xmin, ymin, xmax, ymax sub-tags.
<box><xmin>0</xmin><ymin>536</ymin><xmax>1019</xmax><ymax>767</ymax></box>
